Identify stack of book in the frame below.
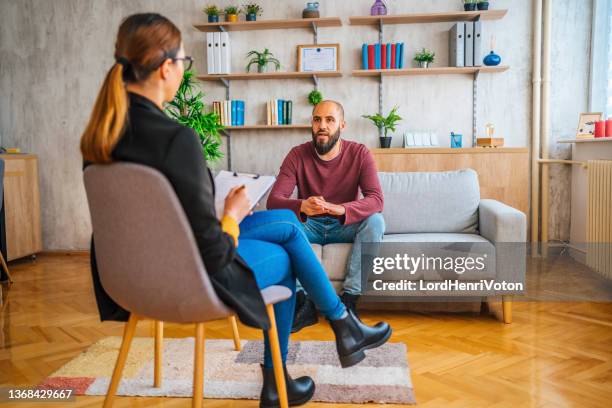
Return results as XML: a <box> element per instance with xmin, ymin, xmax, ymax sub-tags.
<box><xmin>206</xmin><ymin>32</ymin><xmax>231</xmax><ymax>74</ymax></box>
<box><xmin>266</xmin><ymin>100</ymin><xmax>293</xmax><ymax>125</ymax></box>
<box><xmin>212</xmin><ymin>100</ymin><xmax>245</xmax><ymax>126</ymax></box>
<box><xmin>449</xmin><ymin>21</ymin><xmax>483</xmax><ymax>67</ymax></box>
<box><xmin>361</xmin><ymin>43</ymin><xmax>405</xmax><ymax>70</ymax></box>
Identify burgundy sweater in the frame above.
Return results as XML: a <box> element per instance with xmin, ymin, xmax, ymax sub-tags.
<box><xmin>267</xmin><ymin>140</ymin><xmax>384</xmax><ymax>225</ymax></box>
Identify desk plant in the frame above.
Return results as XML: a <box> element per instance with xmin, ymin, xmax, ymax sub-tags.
<box><xmin>463</xmin><ymin>0</ymin><xmax>477</xmax><ymax>11</ymax></box>
<box><xmin>246</xmin><ymin>48</ymin><xmax>280</xmax><ymax>73</ymax></box>
<box><xmin>414</xmin><ymin>48</ymin><xmax>435</xmax><ymax>68</ymax></box>
<box><xmin>362</xmin><ymin>106</ymin><xmax>402</xmax><ymax>148</ymax></box>
<box><xmin>243</xmin><ymin>3</ymin><xmax>263</xmax><ymax>21</ymax></box>
<box><xmin>165</xmin><ymin>70</ymin><xmax>223</xmax><ymax>162</ymax></box>
<box><xmin>204</xmin><ymin>5</ymin><xmax>221</xmax><ymax>22</ymax></box>
<box><xmin>224</xmin><ymin>6</ymin><xmax>239</xmax><ymax>22</ymax></box>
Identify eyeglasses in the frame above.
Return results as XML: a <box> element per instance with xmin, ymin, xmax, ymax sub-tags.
<box><xmin>173</xmin><ymin>56</ymin><xmax>194</xmax><ymax>71</ymax></box>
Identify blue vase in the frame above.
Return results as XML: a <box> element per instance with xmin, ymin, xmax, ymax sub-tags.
<box><xmin>483</xmin><ymin>50</ymin><xmax>501</xmax><ymax>66</ymax></box>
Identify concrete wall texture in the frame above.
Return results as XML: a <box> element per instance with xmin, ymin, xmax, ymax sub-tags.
<box><xmin>0</xmin><ymin>0</ymin><xmax>592</xmax><ymax>250</ymax></box>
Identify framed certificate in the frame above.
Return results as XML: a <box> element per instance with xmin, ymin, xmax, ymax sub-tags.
<box><xmin>297</xmin><ymin>44</ymin><xmax>340</xmax><ymax>72</ymax></box>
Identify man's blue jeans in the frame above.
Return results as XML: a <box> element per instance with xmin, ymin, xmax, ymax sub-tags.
<box><xmin>237</xmin><ymin>209</ymin><xmax>346</xmax><ymax>368</ymax></box>
<box><xmin>300</xmin><ymin>213</ymin><xmax>386</xmax><ymax>295</ymax></box>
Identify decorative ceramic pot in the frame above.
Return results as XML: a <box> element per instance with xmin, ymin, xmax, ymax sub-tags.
<box><xmin>418</xmin><ymin>61</ymin><xmax>430</xmax><ymax>68</ymax></box>
<box><xmin>246</xmin><ymin>13</ymin><xmax>257</xmax><ymax>21</ymax></box>
<box><xmin>477</xmin><ymin>2</ymin><xmax>490</xmax><ymax>10</ymax></box>
<box><xmin>226</xmin><ymin>14</ymin><xmax>238</xmax><ymax>22</ymax></box>
<box><xmin>208</xmin><ymin>14</ymin><xmax>219</xmax><ymax>23</ymax></box>
<box><xmin>370</xmin><ymin>0</ymin><xmax>387</xmax><ymax>16</ymax></box>
<box><xmin>302</xmin><ymin>2</ymin><xmax>320</xmax><ymax>18</ymax></box>
<box><xmin>464</xmin><ymin>4</ymin><xmax>477</xmax><ymax>11</ymax></box>
<box><xmin>483</xmin><ymin>50</ymin><xmax>501</xmax><ymax>66</ymax></box>
<box><xmin>379</xmin><ymin>136</ymin><xmax>392</xmax><ymax>148</ymax></box>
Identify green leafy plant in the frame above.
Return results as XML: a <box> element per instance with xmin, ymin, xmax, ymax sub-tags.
<box><xmin>165</xmin><ymin>70</ymin><xmax>224</xmax><ymax>162</ymax></box>
<box><xmin>243</xmin><ymin>3</ymin><xmax>263</xmax><ymax>16</ymax></box>
<box><xmin>477</xmin><ymin>0</ymin><xmax>488</xmax><ymax>3</ymax></box>
<box><xmin>203</xmin><ymin>5</ymin><xmax>220</xmax><ymax>16</ymax></box>
<box><xmin>414</xmin><ymin>48</ymin><xmax>435</xmax><ymax>63</ymax></box>
<box><xmin>463</xmin><ymin>0</ymin><xmax>476</xmax><ymax>4</ymax></box>
<box><xmin>246</xmin><ymin>48</ymin><xmax>280</xmax><ymax>72</ymax></box>
<box><xmin>224</xmin><ymin>5</ymin><xmax>239</xmax><ymax>15</ymax></box>
<box><xmin>362</xmin><ymin>106</ymin><xmax>402</xmax><ymax>138</ymax></box>
<box><xmin>308</xmin><ymin>89</ymin><xmax>323</xmax><ymax>106</ymax></box>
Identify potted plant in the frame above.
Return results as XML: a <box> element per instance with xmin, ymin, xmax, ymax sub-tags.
<box><xmin>477</xmin><ymin>0</ymin><xmax>489</xmax><ymax>10</ymax></box>
<box><xmin>165</xmin><ymin>70</ymin><xmax>224</xmax><ymax>162</ymax></box>
<box><xmin>307</xmin><ymin>89</ymin><xmax>323</xmax><ymax>106</ymax></box>
<box><xmin>463</xmin><ymin>0</ymin><xmax>477</xmax><ymax>11</ymax></box>
<box><xmin>362</xmin><ymin>106</ymin><xmax>402</xmax><ymax>148</ymax></box>
<box><xmin>414</xmin><ymin>48</ymin><xmax>435</xmax><ymax>68</ymax></box>
<box><xmin>243</xmin><ymin>3</ymin><xmax>262</xmax><ymax>21</ymax></box>
<box><xmin>204</xmin><ymin>5</ymin><xmax>221</xmax><ymax>22</ymax></box>
<box><xmin>246</xmin><ymin>48</ymin><xmax>280</xmax><ymax>73</ymax></box>
<box><xmin>224</xmin><ymin>6</ymin><xmax>239</xmax><ymax>22</ymax></box>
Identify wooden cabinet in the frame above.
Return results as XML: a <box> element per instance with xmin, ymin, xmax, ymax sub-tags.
<box><xmin>1</xmin><ymin>154</ymin><xmax>42</xmax><ymax>261</ymax></box>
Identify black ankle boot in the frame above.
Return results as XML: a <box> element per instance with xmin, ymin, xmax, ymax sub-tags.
<box><xmin>328</xmin><ymin>309</ymin><xmax>392</xmax><ymax>368</ymax></box>
<box><xmin>260</xmin><ymin>364</ymin><xmax>315</xmax><ymax>408</ymax></box>
<box><xmin>340</xmin><ymin>292</ymin><xmax>360</xmax><ymax>318</ymax></box>
<box><xmin>291</xmin><ymin>292</ymin><xmax>318</xmax><ymax>333</ymax></box>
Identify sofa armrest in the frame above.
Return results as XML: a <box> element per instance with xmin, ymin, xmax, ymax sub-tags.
<box><xmin>479</xmin><ymin>199</ymin><xmax>526</xmax><ymax>243</ymax></box>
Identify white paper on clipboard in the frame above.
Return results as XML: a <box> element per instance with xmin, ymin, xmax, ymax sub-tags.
<box><xmin>214</xmin><ymin>170</ymin><xmax>276</xmax><ymax>218</ymax></box>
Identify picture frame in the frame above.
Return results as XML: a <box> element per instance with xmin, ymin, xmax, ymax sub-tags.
<box><xmin>297</xmin><ymin>44</ymin><xmax>340</xmax><ymax>72</ymax></box>
<box><xmin>576</xmin><ymin>112</ymin><xmax>603</xmax><ymax>139</ymax></box>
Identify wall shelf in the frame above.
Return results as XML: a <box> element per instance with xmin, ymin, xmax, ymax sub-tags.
<box><xmin>224</xmin><ymin>124</ymin><xmax>311</xmax><ymax>131</ymax></box>
<box><xmin>353</xmin><ymin>66</ymin><xmax>509</xmax><ymax>77</ymax></box>
<box><xmin>558</xmin><ymin>138</ymin><xmax>612</xmax><ymax>143</ymax></box>
<box><xmin>349</xmin><ymin>9</ymin><xmax>508</xmax><ymax>26</ymax></box>
<box><xmin>194</xmin><ymin>17</ymin><xmax>342</xmax><ymax>32</ymax></box>
<box><xmin>198</xmin><ymin>71</ymin><xmax>341</xmax><ymax>84</ymax></box>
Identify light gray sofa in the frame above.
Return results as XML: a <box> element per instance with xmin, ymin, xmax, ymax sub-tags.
<box><xmin>305</xmin><ymin>169</ymin><xmax>526</xmax><ymax>323</ymax></box>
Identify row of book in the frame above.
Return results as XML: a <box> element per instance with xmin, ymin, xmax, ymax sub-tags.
<box><xmin>361</xmin><ymin>43</ymin><xmax>405</xmax><ymax>70</ymax></box>
<box><xmin>206</xmin><ymin>32</ymin><xmax>231</xmax><ymax>74</ymax></box>
<box><xmin>212</xmin><ymin>100</ymin><xmax>245</xmax><ymax>126</ymax></box>
<box><xmin>266</xmin><ymin>100</ymin><xmax>293</xmax><ymax>126</ymax></box>
<box><xmin>449</xmin><ymin>21</ymin><xmax>483</xmax><ymax>67</ymax></box>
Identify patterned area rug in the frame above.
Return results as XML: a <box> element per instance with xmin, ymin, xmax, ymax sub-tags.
<box><xmin>39</xmin><ymin>337</ymin><xmax>415</xmax><ymax>404</ymax></box>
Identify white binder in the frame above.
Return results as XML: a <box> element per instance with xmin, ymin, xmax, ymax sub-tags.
<box><xmin>465</xmin><ymin>21</ymin><xmax>474</xmax><ymax>67</ymax></box>
<box><xmin>220</xmin><ymin>32</ymin><xmax>231</xmax><ymax>74</ymax></box>
<box><xmin>206</xmin><ymin>32</ymin><xmax>214</xmax><ymax>74</ymax></box>
<box><xmin>213</xmin><ymin>32</ymin><xmax>221</xmax><ymax>74</ymax></box>
<box><xmin>449</xmin><ymin>23</ymin><xmax>465</xmax><ymax>68</ymax></box>
<box><xmin>473</xmin><ymin>21</ymin><xmax>483</xmax><ymax>66</ymax></box>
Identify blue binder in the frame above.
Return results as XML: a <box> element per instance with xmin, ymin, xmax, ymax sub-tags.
<box><xmin>231</xmin><ymin>100</ymin><xmax>237</xmax><ymax>126</ymax></box>
<box><xmin>395</xmin><ymin>43</ymin><xmax>402</xmax><ymax>69</ymax></box>
<box><xmin>375</xmin><ymin>43</ymin><xmax>381</xmax><ymax>69</ymax></box>
<box><xmin>277</xmin><ymin>99</ymin><xmax>284</xmax><ymax>125</ymax></box>
<box><xmin>386</xmin><ymin>43</ymin><xmax>391</xmax><ymax>69</ymax></box>
<box><xmin>362</xmin><ymin>43</ymin><xmax>368</xmax><ymax>69</ymax></box>
<box><xmin>399</xmin><ymin>43</ymin><xmax>405</xmax><ymax>69</ymax></box>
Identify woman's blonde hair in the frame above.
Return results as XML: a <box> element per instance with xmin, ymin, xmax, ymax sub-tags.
<box><xmin>80</xmin><ymin>13</ymin><xmax>181</xmax><ymax>163</ymax></box>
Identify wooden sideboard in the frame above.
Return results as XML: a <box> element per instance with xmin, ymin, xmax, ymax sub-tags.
<box><xmin>370</xmin><ymin>147</ymin><xmax>530</xmax><ymax>224</ymax></box>
<box><xmin>1</xmin><ymin>154</ymin><xmax>42</xmax><ymax>261</ymax></box>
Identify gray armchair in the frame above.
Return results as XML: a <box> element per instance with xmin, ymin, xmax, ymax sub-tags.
<box><xmin>84</xmin><ymin>163</ymin><xmax>292</xmax><ymax>408</ymax></box>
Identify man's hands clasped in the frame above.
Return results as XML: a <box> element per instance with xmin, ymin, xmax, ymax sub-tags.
<box><xmin>300</xmin><ymin>196</ymin><xmax>346</xmax><ymax>217</ymax></box>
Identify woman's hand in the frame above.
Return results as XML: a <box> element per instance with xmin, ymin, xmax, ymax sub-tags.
<box><xmin>223</xmin><ymin>185</ymin><xmax>252</xmax><ymax>223</ymax></box>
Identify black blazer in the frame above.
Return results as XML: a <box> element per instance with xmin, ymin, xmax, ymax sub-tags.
<box><xmin>87</xmin><ymin>92</ymin><xmax>269</xmax><ymax>329</ymax></box>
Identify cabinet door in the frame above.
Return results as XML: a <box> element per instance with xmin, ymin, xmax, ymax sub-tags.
<box><xmin>3</xmin><ymin>157</ymin><xmax>42</xmax><ymax>260</ymax></box>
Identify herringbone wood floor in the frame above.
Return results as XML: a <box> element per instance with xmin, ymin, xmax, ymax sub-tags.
<box><xmin>1</xmin><ymin>254</ymin><xmax>611</xmax><ymax>407</ymax></box>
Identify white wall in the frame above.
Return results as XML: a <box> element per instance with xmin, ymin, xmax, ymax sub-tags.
<box><xmin>0</xmin><ymin>0</ymin><xmax>592</xmax><ymax>250</ymax></box>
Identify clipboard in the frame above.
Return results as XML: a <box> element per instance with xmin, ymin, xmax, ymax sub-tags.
<box><xmin>214</xmin><ymin>170</ymin><xmax>276</xmax><ymax>218</ymax></box>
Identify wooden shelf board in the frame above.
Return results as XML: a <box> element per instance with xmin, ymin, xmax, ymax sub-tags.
<box><xmin>194</xmin><ymin>17</ymin><xmax>342</xmax><ymax>32</ymax></box>
<box><xmin>224</xmin><ymin>125</ymin><xmax>311</xmax><ymax>130</ymax></box>
<box><xmin>349</xmin><ymin>9</ymin><xmax>507</xmax><ymax>26</ymax></box>
<box><xmin>198</xmin><ymin>71</ymin><xmax>341</xmax><ymax>81</ymax></box>
<box><xmin>557</xmin><ymin>137</ymin><xmax>612</xmax><ymax>143</ymax></box>
<box><xmin>352</xmin><ymin>66</ymin><xmax>509</xmax><ymax>77</ymax></box>
<box><xmin>371</xmin><ymin>147</ymin><xmax>528</xmax><ymax>154</ymax></box>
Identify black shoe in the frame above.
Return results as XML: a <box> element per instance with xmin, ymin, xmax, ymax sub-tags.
<box><xmin>328</xmin><ymin>309</ymin><xmax>392</xmax><ymax>368</ymax></box>
<box><xmin>260</xmin><ymin>364</ymin><xmax>315</xmax><ymax>408</ymax></box>
<box><xmin>291</xmin><ymin>292</ymin><xmax>318</xmax><ymax>333</ymax></box>
<box><xmin>340</xmin><ymin>292</ymin><xmax>360</xmax><ymax>318</ymax></box>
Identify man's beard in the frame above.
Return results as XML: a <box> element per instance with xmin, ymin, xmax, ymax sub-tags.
<box><xmin>312</xmin><ymin>128</ymin><xmax>341</xmax><ymax>155</ymax></box>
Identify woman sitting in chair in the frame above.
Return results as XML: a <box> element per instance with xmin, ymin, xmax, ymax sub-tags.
<box><xmin>80</xmin><ymin>13</ymin><xmax>391</xmax><ymax>407</ymax></box>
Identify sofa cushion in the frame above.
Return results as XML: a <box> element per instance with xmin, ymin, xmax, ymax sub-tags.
<box><xmin>320</xmin><ymin>243</ymin><xmax>353</xmax><ymax>281</ymax></box>
<box><xmin>378</xmin><ymin>169</ymin><xmax>480</xmax><ymax>234</ymax></box>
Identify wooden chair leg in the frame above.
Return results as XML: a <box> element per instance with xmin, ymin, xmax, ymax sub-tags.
<box><xmin>103</xmin><ymin>313</ymin><xmax>139</xmax><ymax>408</ymax></box>
<box><xmin>502</xmin><ymin>295</ymin><xmax>512</xmax><ymax>324</ymax></box>
<box><xmin>266</xmin><ymin>304</ymin><xmax>288</xmax><ymax>408</ymax></box>
<box><xmin>192</xmin><ymin>323</ymin><xmax>205</xmax><ymax>408</ymax></box>
<box><xmin>228</xmin><ymin>316</ymin><xmax>241</xmax><ymax>351</ymax></box>
<box><xmin>0</xmin><ymin>252</ymin><xmax>13</xmax><ymax>285</ymax></box>
<box><xmin>154</xmin><ymin>321</ymin><xmax>163</xmax><ymax>388</ymax></box>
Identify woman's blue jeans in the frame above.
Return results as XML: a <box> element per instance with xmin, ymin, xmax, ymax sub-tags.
<box><xmin>237</xmin><ymin>209</ymin><xmax>346</xmax><ymax>368</ymax></box>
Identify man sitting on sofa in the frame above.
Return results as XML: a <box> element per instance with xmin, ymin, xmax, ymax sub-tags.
<box><xmin>267</xmin><ymin>100</ymin><xmax>385</xmax><ymax>332</ymax></box>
